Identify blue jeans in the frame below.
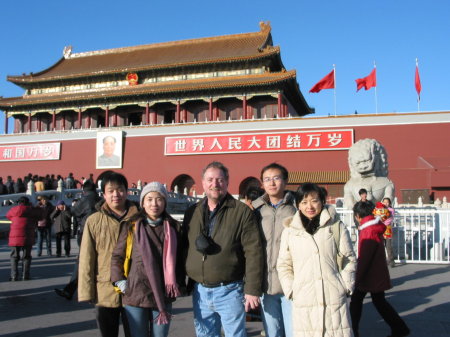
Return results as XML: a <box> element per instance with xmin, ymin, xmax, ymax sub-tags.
<box><xmin>193</xmin><ymin>282</ymin><xmax>246</xmax><ymax>337</ymax></box>
<box><xmin>36</xmin><ymin>227</ymin><xmax>52</xmax><ymax>255</ymax></box>
<box><xmin>124</xmin><ymin>303</ymin><xmax>172</xmax><ymax>337</ymax></box>
<box><xmin>260</xmin><ymin>293</ymin><xmax>293</xmax><ymax>337</ymax></box>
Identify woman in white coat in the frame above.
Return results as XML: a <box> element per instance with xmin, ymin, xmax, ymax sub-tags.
<box><xmin>277</xmin><ymin>183</ymin><xmax>356</xmax><ymax>337</ymax></box>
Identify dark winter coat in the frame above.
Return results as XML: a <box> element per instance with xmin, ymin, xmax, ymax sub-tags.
<box><xmin>37</xmin><ymin>202</ymin><xmax>55</xmax><ymax>229</ymax></box>
<box><xmin>51</xmin><ymin>206</ymin><xmax>72</xmax><ymax>233</ymax></box>
<box><xmin>182</xmin><ymin>193</ymin><xmax>263</xmax><ymax>296</ymax></box>
<box><xmin>111</xmin><ymin>213</ymin><xmax>183</xmax><ymax>308</ymax></box>
<box><xmin>7</xmin><ymin>205</ymin><xmax>44</xmax><ymax>246</ymax></box>
<box><xmin>71</xmin><ymin>190</ymin><xmax>101</xmax><ymax>233</ymax></box>
<box><xmin>356</xmin><ymin>215</ymin><xmax>392</xmax><ymax>292</ymax></box>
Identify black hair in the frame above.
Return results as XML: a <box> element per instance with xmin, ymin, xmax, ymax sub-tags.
<box><xmin>244</xmin><ymin>186</ymin><xmax>264</xmax><ymax>202</ymax></box>
<box><xmin>100</xmin><ymin>171</ymin><xmax>128</xmax><ymax>193</ymax></box>
<box><xmin>202</xmin><ymin>161</ymin><xmax>229</xmax><ymax>181</ymax></box>
<box><xmin>17</xmin><ymin>196</ymin><xmax>30</xmax><ymax>205</ymax></box>
<box><xmin>382</xmin><ymin>197</ymin><xmax>392</xmax><ymax>206</ymax></box>
<box><xmin>353</xmin><ymin>200</ymin><xmax>375</xmax><ymax>218</ymax></box>
<box><xmin>358</xmin><ymin>188</ymin><xmax>368</xmax><ymax>196</ymax></box>
<box><xmin>82</xmin><ymin>180</ymin><xmax>97</xmax><ymax>192</ymax></box>
<box><xmin>295</xmin><ymin>182</ymin><xmax>326</xmax><ymax>205</ymax></box>
<box><xmin>260</xmin><ymin>162</ymin><xmax>289</xmax><ymax>181</ymax></box>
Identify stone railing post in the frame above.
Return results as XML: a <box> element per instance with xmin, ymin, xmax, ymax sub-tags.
<box><xmin>418</xmin><ymin>196</ymin><xmax>423</xmax><ymax>207</ymax></box>
<box><xmin>57</xmin><ymin>179</ymin><xmax>64</xmax><ymax>192</ymax></box>
<box><xmin>26</xmin><ymin>181</ymin><xmax>34</xmax><ymax>195</ymax></box>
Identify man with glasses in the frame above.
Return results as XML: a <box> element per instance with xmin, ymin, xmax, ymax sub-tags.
<box><xmin>252</xmin><ymin>163</ymin><xmax>296</xmax><ymax>337</ymax></box>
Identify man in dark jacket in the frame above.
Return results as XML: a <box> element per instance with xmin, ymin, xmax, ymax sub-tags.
<box><xmin>51</xmin><ymin>201</ymin><xmax>72</xmax><ymax>257</ymax></box>
<box><xmin>54</xmin><ymin>180</ymin><xmax>100</xmax><ymax>300</ymax></box>
<box><xmin>182</xmin><ymin>161</ymin><xmax>263</xmax><ymax>337</ymax></box>
<box><xmin>71</xmin><ymin>180</ymin><xmax>100</xmax><ymax>246</ymax></box>
<box><xmin>36</xmin><ymin>195</ymin><xmax>54</xmax><ymax>256</ymax></box>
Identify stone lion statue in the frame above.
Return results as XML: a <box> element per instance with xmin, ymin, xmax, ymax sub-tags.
<box><xmin>343</xmin><ymin>139</ymin><xmax>395</xmax><ymax>209</ymax></box>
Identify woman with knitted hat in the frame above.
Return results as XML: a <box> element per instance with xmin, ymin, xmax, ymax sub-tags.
<box><xmin>111</xmin><ymin>182</ymin><xmax>184</xmax><ymax>337</ymax></box>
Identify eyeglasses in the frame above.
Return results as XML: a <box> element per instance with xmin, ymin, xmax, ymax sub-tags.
<box><xmin>262</xmin><ymin>176</ymin><xmax>283</xmax><ymax>183</ymax></box>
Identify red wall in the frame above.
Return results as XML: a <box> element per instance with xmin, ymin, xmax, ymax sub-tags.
<box><xmin>1</xmin><ymin>121</ymin><xmax>449</xmax><ymax>202</ymax></box>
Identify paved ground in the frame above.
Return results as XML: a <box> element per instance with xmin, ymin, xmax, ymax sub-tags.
<box><xmin>0</xmin><ymin>237</ymin><xmax>449</xmax><ymax>337</ymax></box>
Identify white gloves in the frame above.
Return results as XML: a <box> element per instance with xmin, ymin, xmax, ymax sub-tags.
<box><xmin>115</xmin><ymin>280</ymin><xmax>127</xmax><ymax>294</ymax></box>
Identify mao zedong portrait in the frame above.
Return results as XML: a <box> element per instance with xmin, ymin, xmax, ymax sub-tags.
<box><xmin>97</xmin><ymin>136</ymin><xmax>121</xmax><ymax>167</ymax></box>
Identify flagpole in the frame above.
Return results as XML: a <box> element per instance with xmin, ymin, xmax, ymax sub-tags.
<box><xmin>374</xmin><ymin>61</ymin><xmax>378</xmax><ymax>114</ymax></box>
<box><xmin>416</xmin><ymin>58</ymin><xmax>420</xmax><ymax>112</ymax></box>
<box><xmin>333</xmin><ymin>64</ymin><xmax>337</xmax><ymax>116</ymax></box>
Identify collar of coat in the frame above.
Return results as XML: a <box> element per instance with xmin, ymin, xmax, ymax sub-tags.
<box><xmin>96</xmin><ymin>199</ymin><xmax>140</xmax><ymax>220</ymax></box>
<box><xmin>282</xmin><ymin>205</ymin><xmax>339</xmax><ymax>233</ymax></box>
<box><xmin>358</xmin><ymin>215</ymin><xmax>382</xmax><ymax>231</ymax></box>
<box><xmin>198</xmin><ymin>193</ymin><xmax>237</xmax><ymax>212</ymax></box>
<box><xmin>252</xmin><ymin>190</ymin><xmax>294</xmax><ymax>210</ymax></box>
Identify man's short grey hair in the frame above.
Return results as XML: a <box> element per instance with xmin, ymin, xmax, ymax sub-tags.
<box><xmin>202</xmin><ymin>161</ymin><xmax>229</xmax><ymax>181</ymax></box>
<box><xmin>103</xmin><ymin>136</ymin><xmax>116</xmax><ymax>144</ymax></box>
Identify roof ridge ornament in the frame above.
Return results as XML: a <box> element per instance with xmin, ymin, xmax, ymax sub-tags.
<box><xmin>63</xmin><ymin>45</ymin><xmax>73</xmax><ymax>59</ymax></box>
<box><xmin>259</xmin><ymin>21</ymin><xmax>271</xmax><ymax>33</ymax></box>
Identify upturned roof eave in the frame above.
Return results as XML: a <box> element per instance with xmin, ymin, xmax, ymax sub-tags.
<box><xmin>7</xmin><ymin>47</ymin><xmax>282</xmax><ymax>86</ymax></box>
<box><xmin>0</xmin><ymin>70</ymin><xmax>299</xmax><ymax>109</ymax></box>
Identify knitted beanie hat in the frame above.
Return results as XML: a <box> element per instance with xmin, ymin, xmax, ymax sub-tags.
<box><xmin>140</xmin><ymin>181</ymin><xmax>169</xmax><ymax>206</ymax></box>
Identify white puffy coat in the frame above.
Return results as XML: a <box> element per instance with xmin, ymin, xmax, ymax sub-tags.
<box><xmin>277</xmin><ymin>205</ymin><xmax>356</xmax><ymax>337</ymax></box>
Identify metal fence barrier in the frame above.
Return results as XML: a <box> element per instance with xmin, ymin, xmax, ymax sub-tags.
<box><xmin>337</xmin><ymin>208</ymin><xmax>450</xmax><ymax>264</ymax></box>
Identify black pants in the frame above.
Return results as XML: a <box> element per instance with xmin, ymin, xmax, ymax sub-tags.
<box><xmin>63</xmin><ymin>259</ymin><xmax>78</xmax><ymax>296</ymax></box>
<box><xmin>55</xmin><ymin>231</ymin><xmax>71</xmax><ymax>256</ymax></box>
<box><xmin>350</xmin><ymin>289</ymin><xmax>409</xmax><ymax>337</ymax></box>
<box><xmin>96</xmin><ymin>306</ymin><xmax>130</xmax><ymax>337</ymax></box>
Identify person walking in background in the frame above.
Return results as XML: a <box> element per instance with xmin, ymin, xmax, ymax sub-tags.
<box><xmin>34</xmin><ymin>177</ymin><xmax>45</xmax><ymax>192</ymax></box>
<box><xmin>252</xmin><ymin>163</ymin><xmax>296</xmax><ymax>337</ymax></box>
<box><xmin>6</xmin><ymin>196</ymin><xmax>43</xmax><ymax>281</ymax></box>
<box><xmin>54</xmin><ymin>180</ymin><xmax>101</xmax><ymax>300</ymax></box>
<box><xmin>382</xmin><ymin>197</ymin><xmax>396</xmax><ymax>268</ymax></box>
<box><xmin>5</xmin><ymin>176</ymin><xmax>14</xmax><ymax>194</ymax></box>
<box><xmin>350</xmin><ymin>201</ymin><xmax>410</xmax><ymax>337</ymax></box>
<box><xmin>182</xmin><ymin>161</ymin><xmax>263</xmax><ymax>337</ymax></box>
<box><xmin>13</xmin><ymin>178</ymin><xmax>26</xmax><ymax>194</ymax></box>
<box><xmin>277</xmin><ymin>183</ymin><xmax>356</xmax><ymax>337</ymax></box>
<box><xmin>78</xmin><ymin>172</ymin><xmax>139</xmax><ymax>337</ymax></box>
<box><xmin>242</xmin><ymin>186</ymin><xmax>264</xmax><ymax>210</ymax></box>
<box><xmin>111</xmin><ymin>182</ymin><xmax>184</xmax><ymax>337</ymax></box>
<box><xmin>51</xmin><ymin>201</ymin><xmax>72</xmax><ymax>257</ymax></box>
<box><xmin>36</xmin><ymin>195</ymin><xmax>54</xmax><ymax>257</ymax></box>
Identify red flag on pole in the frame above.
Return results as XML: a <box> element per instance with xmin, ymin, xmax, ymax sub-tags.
<box><xmin>415</xmin><ymin>61</ymin><xmax>422</xmax><ymax>100</ymax></box>
<box><xmin>309</xmin><ymin>69</ymin><xmax>335</xmax><ymax>93</ymax></box>
<box><xmin>355</xmin><ymin>68</ymin><xmax>377</xmax><ymax>91</ymax></box>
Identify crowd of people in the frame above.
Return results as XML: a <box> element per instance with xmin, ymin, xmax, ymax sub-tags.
<box><xmin>5</xmin><ymin>163</ymin><xmax>410</xmax><ymax>337</ymax></box>
<box><xmin>0</xmin><ymin>173</ymin><xmax>95</xmax><ymax>195</ymax></box>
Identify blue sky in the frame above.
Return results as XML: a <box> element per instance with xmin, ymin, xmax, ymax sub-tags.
<box><xmin>1</xmin><ymin>0</ymin><xmax>449</xmax><ymax>133</ymax></box>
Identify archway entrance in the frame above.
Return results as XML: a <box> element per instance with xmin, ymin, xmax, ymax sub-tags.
<box><xmin>238</xmin><ymin>177</ymin><xmax>261</xmax><ymax>199</ymax></box>
<box><xmin>171</xmin><ymin>174</ymin><xmax>195</xmax><ymax>195</ymax></box>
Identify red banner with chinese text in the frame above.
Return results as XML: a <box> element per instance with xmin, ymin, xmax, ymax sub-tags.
<box><xmin>165</xmin><ymin>130</ymin><xmax>353</xmax><ymax>156</ymax></box>
<box><xmin>0</xmin><ymin>143</ymin><xmax>61</xmax><ymax>162</ymax></box>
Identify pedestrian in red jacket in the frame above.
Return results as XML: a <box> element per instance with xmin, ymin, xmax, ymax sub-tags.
<box><xmin>6</xmin><ymin>196</ymin><xmax>43</xmax><ymax>281</ymax></box>
<box><xmin>350</xmin><ymin>201</ymin><xmax>410</xmax><ymax>337</ymax></box>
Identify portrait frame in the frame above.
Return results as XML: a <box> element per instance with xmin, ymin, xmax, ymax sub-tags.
<box><xmin>96</xmin><ymin>130</ymin><xmax>123</xmax><ymax>169</ymax></box>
